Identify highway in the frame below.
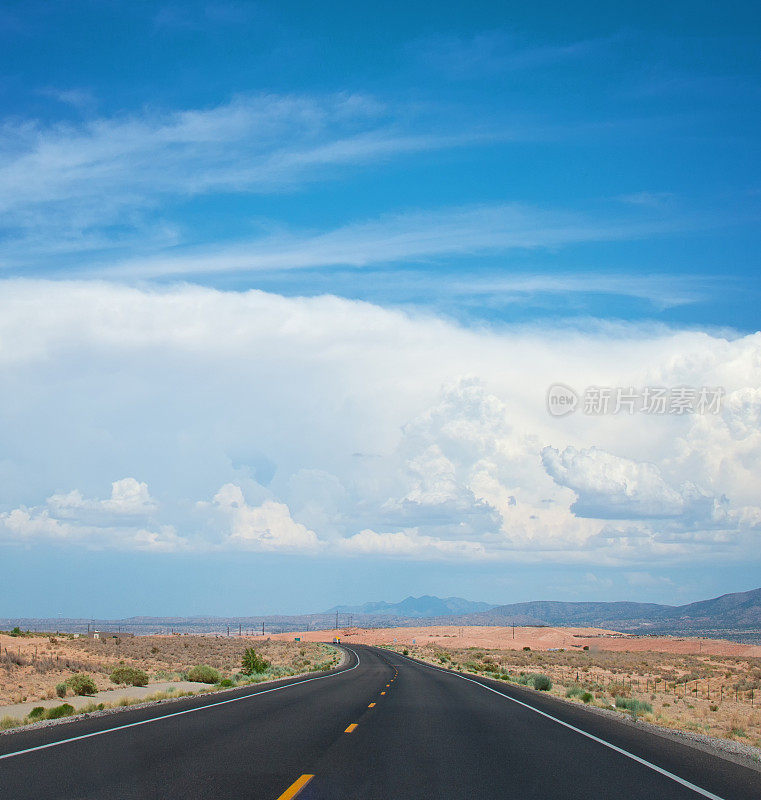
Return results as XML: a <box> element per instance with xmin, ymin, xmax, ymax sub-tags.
<box><xmin>0</xmin><ymin>644</ymin><xmax>757</xmax><ymax>799</ymax></box>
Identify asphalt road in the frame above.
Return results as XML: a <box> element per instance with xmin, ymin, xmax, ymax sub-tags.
<box><xmin>0</xmin><ymin>644</ymin><xmax>758</xmax><ymax>799</ymax></box>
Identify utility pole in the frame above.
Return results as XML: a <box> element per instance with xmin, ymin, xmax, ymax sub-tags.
<box><xmin>239</xmin><ymin>623</ymin><xmax>242</xmax><ymax>637</ymax></box>
<box><xmin>261</xmin><ymin>621</ymin><xmax>265</xmax><ymax>636</ymax></box>
<box><xmin>335</xmin><ymin>611</ymin><xmax>339</xmax><ymax>629</ymax></box>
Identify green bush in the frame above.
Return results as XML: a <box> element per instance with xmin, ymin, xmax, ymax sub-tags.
<box><xmin>55</xmin><ymin>682</ymin><xmax>67</xmax><ymax>698</ymax></box>
<box><xmin>241</xmin><ymin>647</ymin><xmax>270</xmax><ymax>675</ymax></box>
<box><xmin>523</xmin><ymin>646</ymin><xmax>531</xmax><ymax>651</ymax></box>
<box><xmin>581</xmin><ymin>692</ymin><xmax>593</xmax><ymax>703</ymax></box>
<box><xmin>28</xmin><ymin>706</ymin><xmax>46</xmax><ymax>719</ymax></box>
<box><xmin>531</xmin><ymin>674</ymin><xmax>552</xmax><ymax>691</ymax></box>
<box><xmin>66</xmin><ymin>674</ymin><xmax>97</xmax><ymax>696</ymax></box>
<box><xmin>566</xmin><ymin>684</ymin><xmax>584</xmax><ymax>698</ymax></box>
<box><xmin>188</xmin><ymin>665</ymin><xmax>221</xmax><ymax>684</ymax></box>
<box><xmin>10</xmin><ymin>626</ymin><xmax>23</xmax><ymax>637</ymax></box>
<box><xmin>614</xmin><ymin>696</ymin><xmax>652</xmax><ymax>715</ymax></box>
<box><xmin>110</xmin><ymin>666</ymin><xmax>149</xmax><ymax>687</ymax></box>
<box><xmin>218</xmin><ymin>678</ymin><xmax>234</xmax><ymax>688</ymax></box>
<box><xmin>402</xmin><ymin>649</ymin><xmax>409</xmax><ymax>655</ymax></box>
<box><xmin>46</xmin><ymin>703</ymin><xmax>75</xmax><ymax>719</ymax></box>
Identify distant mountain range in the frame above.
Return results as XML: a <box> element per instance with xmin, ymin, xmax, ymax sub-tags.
<box><xmin>3</xmin><ymin>588</ymin><xmax>759</xmax><ymax>642</ymax></box>
<box><xmin>423</xmin><ymin>587</ymin><xmax>761</xmax><ymax>634</ymax></box>
<box><xmin>327</xmin><ymin>588</ymin><xmax>761</xmax><ymax>629</ymax></box>
<box><xmin>327</xmin><ymin>595</ymin><xmax>496</xmax><ymax>618</ymax></box>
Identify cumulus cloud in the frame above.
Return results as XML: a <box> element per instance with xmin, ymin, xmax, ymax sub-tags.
<box><xmin>212</xmin><ymin>484</ymin><xmax>322</xmax><ymax>552</ymax></box>
<box><xmin>0</xmin><ymin>501</ymin><xmax>184</xmax><ymax>553</ymax></box>
<box><xmin>541</xmin><ymin>446</ymin><xmax>691</xmax><ymax>519</ymax></box>
<box><xmin>48</xmin><ymin>478</ymin><xmax>158</xmax><ymax>518</ymax></box>
<box><xmin>0</xmin><ymin>280</ymin><xmax>759</xmax><ymax>565</ymax></box>
<box><xmin>338</xmin><ymin>528</ymin><xmax>488</xmax><ymax>560</ymax></box>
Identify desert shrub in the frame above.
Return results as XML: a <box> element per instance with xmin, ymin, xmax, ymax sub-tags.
<box><xmin>581</xmin><ymin>692</ymin><xmax>593</xmax><ymax>703</ymax></box>
<box><xmin>66</xmin><ymin>674</ymin><xmax>97</xmax><ymax>696</ymax></box>
<box><xmin>46</xmin><ymin>703</ymin><xmax>75</xmax><ymax>719</ymax></box>
<box><xmin>523</xmin><ymin>647</ymin><xmax>531</xmax><ymax>651</ymax></box>
<box><xmin>403</xmin><ymin>649</ymin><xmax>409</xmax><ymax>655</ymax></box>
<box><xmin>0</xmin><ymin>716</ymin><xmax>22</xmax><ymax>729</ymax></box>
<box><xmin>614</xmin><ymin>696</ymin><xmax>652</xmax><ymax>715</ymax></box>
<box><xmin>531</xmin><ymin>674</ymin><xmax>552</xmax><ymax>691</ymax></box>
<box><xmin>110</xmin><ymin>666</ymin><xmax>149</xmax><ymax>687</ymax></box>
<box><xmin>241</xmin><ymin>647</ymin><xmax>270</xmax><ymax>675</ymax></box>
<box><xmin>28</xmin><ymin>706</ymin><xmax>46</xmax><ymax>719</ymax></box>
<box><xmin>55</xmin><ymin>682</ymin><xmax>67</xmax><ymax>698</ymax></box>
<box><xmin>188</xmin><ymin>665</ymin><xmax>221</xmax><ymax>684</ymax></box>
<box><xmin>566</xmin><ymin>684</ymin><xmax>584</xmax><ymax>698</ymax></box>
<box><xmin>218</xmin><ymin>678</ymin><xmax>234</xmax><ymax>688</ymax></box>
<box><xmin>9</xmin><ymin>626</ymin><xmax>23</xmax><ymax>636</ymax></box>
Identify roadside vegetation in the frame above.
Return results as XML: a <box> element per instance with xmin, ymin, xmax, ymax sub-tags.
<box><xmin>0</xmin><ymin>633</ymin><xmax>340</xmax><ymax>732</ymax></box>
<box><xmin>388</xmin><ymin>642</ymin><xmax>761</xmax><ymax>747</ymax></box>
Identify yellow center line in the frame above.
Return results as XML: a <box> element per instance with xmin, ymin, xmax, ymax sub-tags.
<box><xmin>368</xmin><ymin>702</ymin><xmax>376</xmax><ymax>707</ymax></box>
<box><xmin>275</xmin><ymin>774</ymin><xmax>314</xmax><ymax>800</ymax></box>
<box><xmin>344</xmin><ymin>723</ymin><xmax>358</xmax><ymax>733</ymax></box>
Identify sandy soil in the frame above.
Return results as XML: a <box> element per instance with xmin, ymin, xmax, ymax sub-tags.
<box><xmin>269</xmin><ymin>625</ymin><xmax>761</xmax><ymax>657</ymax></box>
<box><xmin>0</xmin><ymin>633</ymin><xmax>334</xmax><ymax>706</ymax></box>
<box><xmin>0</xmin><ymin>680</ymin><xmax>209</xmax><ymax>720</ymax></box>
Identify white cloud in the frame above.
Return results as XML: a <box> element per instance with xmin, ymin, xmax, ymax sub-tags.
<box><xmin>0</xmin><ymin>280</ymin><xmax>759</xmax><ymax>564</ymax></box>
<box><xmin>338</xmin><ymin>528</ymin><xmax>489</xmax><ymax>560</ymax></box>
<box><xmin>0</xmin><ymin>506</ymin><xmax>184</xmax><ymax>553</ymax></box>
<box><xmin>212</xmin><ymin>484</ymin><xmax>321</xmax><ymax>552</ymax></box>
<box><xmin>0</xmin><ymin>94</ymin><xmax>464</xmax><ymax>265</ymax></box>
<box><xmin>541</xmin><ymin>446</ymin><xmax>690</xmax><ymax>519</ymax></box>
<box><xmin>107</xmin><ymin>203</ymin><xmax>676</xmax><ymax>280</ymax></box>
<box><xmin>48</xmin><ymin>478</ymin><xmax>158</xmax><ymax>517</ymax></box>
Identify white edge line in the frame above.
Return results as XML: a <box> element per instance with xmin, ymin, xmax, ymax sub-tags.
<box><xmin>0</xmin><ymin>646</ymin><xmax>360</xmax><ymax>762</ymax></box>
<box><xmin>393</xmin><ymin>650</ymin><xmax>726</xmax><ymax>800</ymax></box>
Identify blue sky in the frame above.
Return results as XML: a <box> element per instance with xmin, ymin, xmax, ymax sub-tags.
<box><xmin>1</xmin><ymin>2</ymin><xmax>760</xmax><ymax>617</ymax></box>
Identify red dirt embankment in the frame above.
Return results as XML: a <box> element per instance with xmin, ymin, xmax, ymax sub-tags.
<box><xmin>270</xmin><ymin>625</ymin><xmax>761</xmax><ymax>657</ymax></box>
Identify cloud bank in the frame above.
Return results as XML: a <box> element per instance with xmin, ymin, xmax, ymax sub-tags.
<box><xmin>0</xmin><ymin>280</ymin><xmax>759</xmax><ymax>565</ymax></box>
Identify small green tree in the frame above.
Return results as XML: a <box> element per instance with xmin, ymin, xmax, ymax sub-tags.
<box><xmin>241</xmin><ymin>647</ymin><xmax>269</xmax><ymax>675</ymax></box>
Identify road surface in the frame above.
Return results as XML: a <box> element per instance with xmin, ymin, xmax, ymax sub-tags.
<box><xmin>0</xmin><ymin>644</ymin><xmax>757</xmax><ymax>799</ymax></box>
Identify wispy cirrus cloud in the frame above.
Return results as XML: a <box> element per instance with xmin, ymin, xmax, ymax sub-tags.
<box><xmin>409</xmin><ymin>30</ymin><xmax>618</xmax><ymax>79</ymax></box>
<box><xmin>104</xmin><ymin>202</ymin><xmax>680</xmax><ymax>279</ymax></box>
<box><xmin>0</xmin><ymin>93</ymin><xmax>472</xmax><ymax>266</ymax></box>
